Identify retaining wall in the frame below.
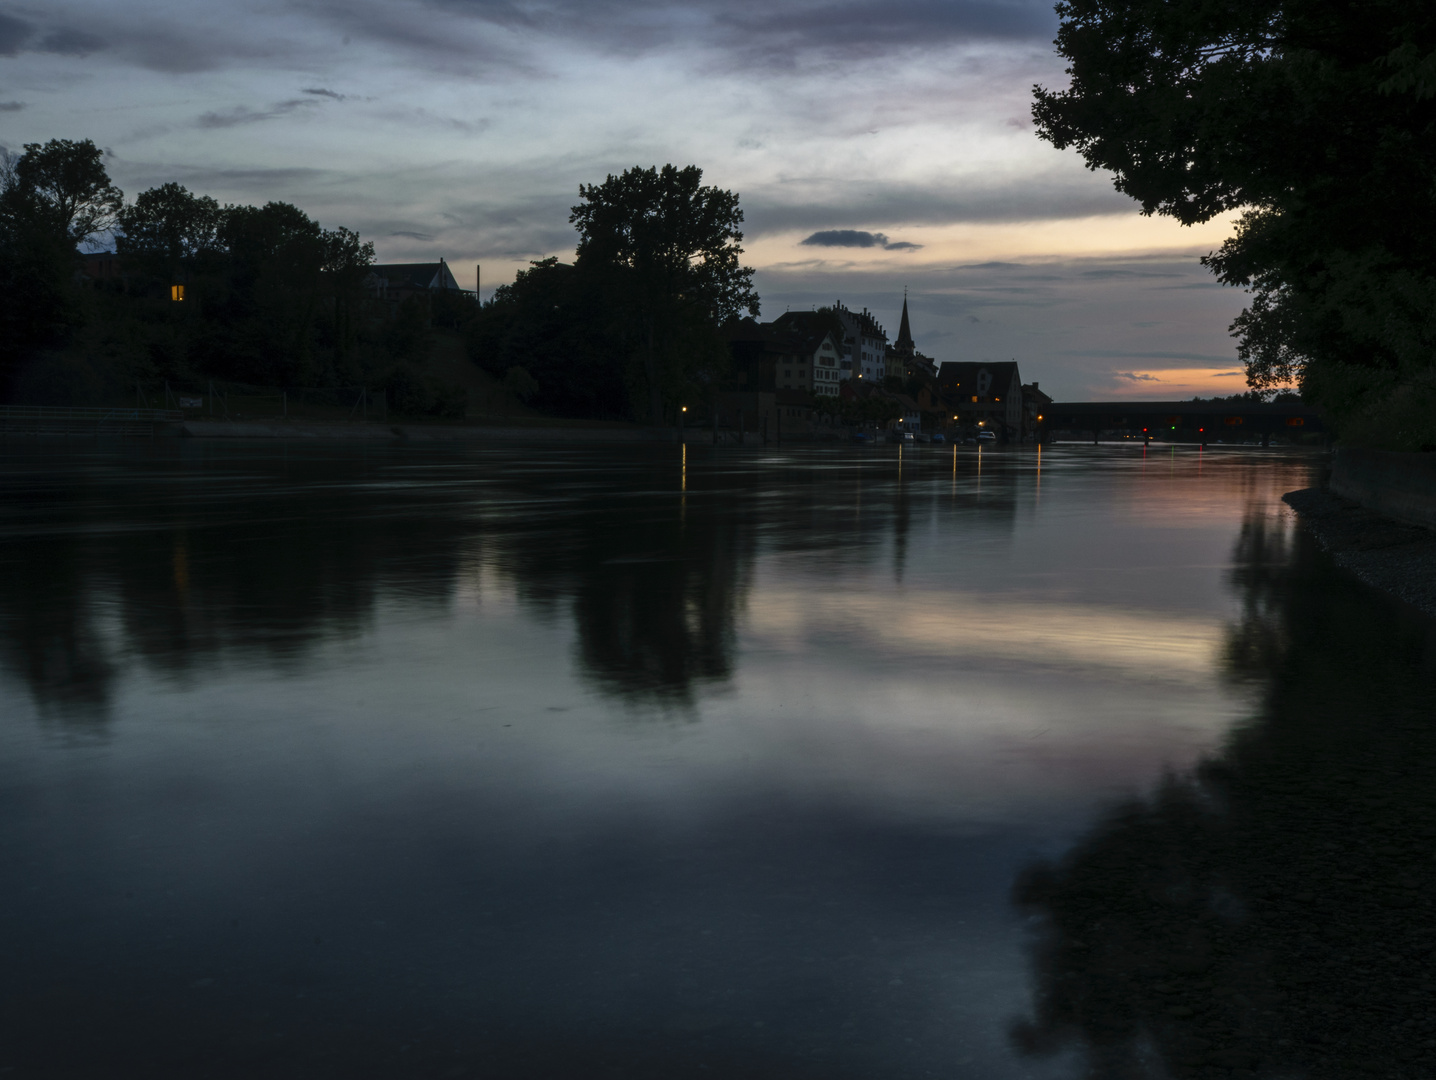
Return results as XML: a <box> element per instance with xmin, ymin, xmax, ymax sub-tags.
<box><xmin>1329</xmin><ymin>447</ymin><xmax>1436</xmax><ymax>529</ymax></box>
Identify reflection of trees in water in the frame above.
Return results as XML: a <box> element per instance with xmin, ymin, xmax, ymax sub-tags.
<box><xmin>480</xmin><ymin>459</ymin><xmax>757</xmax><ymax>707</ymax></box>
<box><xmin>0</xmin><ymin>532</ymin><xmax>114</xmax><ymax>721</ymax></box>
<box><xmin>1013</xmin><ymin>512</ymin><xmax>1436</xmax><ymax>1078</ymax></box>
<box><xmin>0</xmin><ymin>450</ymin><xmax>763</xmax><ymax>718</ymax></box>
<box><xmin>0</xmin><ymin>464</ymin><xmax>469</xmax><ymax>722</ymax></box>
<box><xmin>0</xmin><ymin>447</ymin><xmax>1027</xmax><ymax>721</ymax></box>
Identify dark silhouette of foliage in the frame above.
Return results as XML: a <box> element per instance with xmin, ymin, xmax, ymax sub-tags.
<box><xmin>116</xmin><ymin>183</ymin><xmax>224</xmax><ymax>281</ymax></box>
<box><xmin>8</xmin><ymin>138</ymin><xmax>122</xmax><ymax>248</ymax></box>
<box><xmin>467</xmin><ymin>257</ymin><xmax>633</xmax><ymax>420</ymax></box>
<box><xmin>379</xmin><ymin>362</ymin><xmax>467</xmax><ymax>417</ymax></box>
<box><xmin>1034</xmin><ymin>1</ymin><xmax>1436</xmax><ymax>446</ymax></box>
<box><xmin>0</xmin><ymin>143</ymin><xmax>106</xmax><ymax>389</ymax></box>
<box><xmin>570</xmin><ymin>164</ymin><xmax>758</xmax><ymax>424</ymax></box>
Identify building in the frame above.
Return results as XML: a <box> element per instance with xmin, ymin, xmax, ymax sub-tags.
<box><xmin>889</xmin><ymin>294</ymin><xmax>938</xmax><ymax>379</ymax></box>
<box><xmin>938</xmin><ymin>361</ymin><xmax>1023</xmax><ymax>437</ymax></box>
<box><xmin>767</xmin><ymin>311</ymin><xmax>846</xmax><ymax>396</ymax></box>
<box><xmin>828</xmin><ymin>303</ymin><xmax>888</xmax><ymax>382</ymax></box>
<box><xmin>364</xmin><ymin>259</ymin><xmax>469</xmax><ymax>301</ymax></box>
<box><xmin>1022</xmin><ymin>381</ymin><xmax>1053</xmax><ymax>441</ymax></box>
<box><xmin>80</xmin><ymin>251</ymin><xmax>124</xmax><ymax>283</ymax></box>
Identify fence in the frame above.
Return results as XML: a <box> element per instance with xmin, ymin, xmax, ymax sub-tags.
<box><xmin>0</xmin><ymin>405</ymin><xmax>184</xmax><ymax>437</ymax></box>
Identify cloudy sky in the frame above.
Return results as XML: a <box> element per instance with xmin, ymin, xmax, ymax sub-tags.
<box><xmin>0</xmin><ymin>0</ymin><xmax>1256</xmax><ymax>399</ymax></box>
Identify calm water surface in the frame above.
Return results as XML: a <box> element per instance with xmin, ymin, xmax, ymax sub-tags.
<box><xmin>1</xmin><ymin>442</ymin><xmax>1433</xmax><ymax>1079</ymax></box>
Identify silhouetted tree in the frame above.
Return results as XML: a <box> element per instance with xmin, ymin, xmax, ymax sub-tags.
<box><xmin>7</xmin><ymin>138</ymin><xmax>122</xmax><ymax>247</ymax></box>
<box><xmin>1034</xmin><ymin>2</ymin><xmax>1436</xmax><ymax>446</ymax></box>
<box><xmin>467</xmin><ymin>257</ymin><xmax>633</xmax><ymax>420</ymax></box>
<box><xmin>116</xmin><ymin>182</ymin><xmax>224</xmax><ymax>282</ymax></box>
<box><xmin>0</xmin><ymin>142</ymin><xmax>120</xmax><ymax>393</ymax></box>
<box><xmin>571</xmin><ymin>164</ymin><xmax>758</xmax><ymax>424</ymax></box>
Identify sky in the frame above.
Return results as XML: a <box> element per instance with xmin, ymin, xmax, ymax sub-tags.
<box><xmin>0</xmin><ymin>0</ymin><xmax>1260</xmax><ymax>400</ymax></box>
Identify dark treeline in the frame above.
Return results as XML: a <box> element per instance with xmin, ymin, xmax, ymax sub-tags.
<box><xmin>0</xmin><ymin>138</ymin><xmax>468</xmax><ymax>413</ymax></box>
<box><xmin>0</xmin><ymin>137</ymin><xmax>471</xmax><ymax>413</ymax></box>
<box><xmin>0</xmin><ymin>145</ymin><xmax>758</xmax><ymax>425</ymax></box>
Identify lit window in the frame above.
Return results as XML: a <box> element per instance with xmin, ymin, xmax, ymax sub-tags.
<box><xmin>171</xmin><ymin>285</ymin><xmax>185</xmax><ymax>301</ymax></box>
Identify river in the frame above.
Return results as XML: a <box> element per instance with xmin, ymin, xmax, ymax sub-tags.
<box><xmin>1</xmin><ymin>441</ymin><xmax>1431</xmax><ymax>1079</ymax></box>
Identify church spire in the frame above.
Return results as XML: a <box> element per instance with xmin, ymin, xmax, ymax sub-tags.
<box><xmin>896</xmin><ymin>289</ymin><xmax>914</xmax><ymax>353</ymax></box>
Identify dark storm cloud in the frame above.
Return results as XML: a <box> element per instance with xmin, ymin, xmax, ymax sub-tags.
<box><xmin>422</xmin><ymin>0</ymin><xmax>1055</xmax><ymax>52</ymax></box>
<box><xmin>745</xmin><ymin>178</ymin><xmax>1131</xmax><ymax>237</ymax></box>
<box><xmin>0</xmin><ymin>10</ymin><xmax>32</xmax><ymax>54</ymax></box>
<box><xmin>0</xmin><ymin>101</ymin><xmax>24</xmax><ymax>111</ymax></box>
<box><xmin>391</xmin><ymin>230</ymin><xmax>435</xmax><ymax>241</ymax></box>
<box><xmin>302</xmin><ymin>86</ymin><xmax>347</xmax><ymax>100</ymax></box>
<box><xmin>37</xmin><ymin>26</ymin><xmax>103</xmax><ymax>54</ymax></box>
<box><xmin>713</xmin><ymin>0</ymin><xmax>1055</xmax><ymax>57</ymax></box>
<box><xmin>0</xmin><ymin>10</ymin><xmax>103</xmax><ymax>56</ymax></box>
<box><xmin>1066</xmin><ymin>348</ymin><xmax>1237</xmax><ymax>364</ymax></box>
<box><xmin>20</xmin><ymin>0</ymin><xmax>1052</xmax><ymax>77</ymax></box>
<box><xmin>197</xmin><ymin>99</ymin><xmax>321</xmax><ymax>129</ymax></box>
<box><xmin>297</xmin><ymin>0</ymin><xmax>530</xmax><ymax>75</ymax></box>
<box><xmin>1078</xmin><ymin>268</ymin><xmax>1184</xmax><ymax>280</ymax></box>
<box><xmin>801</xmin><ymin>229</ymin><xmax>921</xmax><ymax>251</ymax></box>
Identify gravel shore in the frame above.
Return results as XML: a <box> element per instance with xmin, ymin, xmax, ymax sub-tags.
<box><xmin>1284</xmin><ymin>486</ymin><xmax>1436</xmax><ymax>616</ymax></box>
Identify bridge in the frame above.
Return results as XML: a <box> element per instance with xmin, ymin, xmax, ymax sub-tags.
<box><xmin>1039</xmin><ymin>400</ymin><xmax>1325</xmax><ymax>445</ymax></box>
<box><xmin>0</xmin><ymin>405</ymin><xmax>185</xmax><ymax>437</ymax></box>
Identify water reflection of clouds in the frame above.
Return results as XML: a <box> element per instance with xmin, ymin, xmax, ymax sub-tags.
<box><xmin>748</xmin><ymin>588</ymin><xmax>1225</xmax><ymax>683</ymax></box>
<box><xmin>0</xmin><ymin>445</ymin><xmax>1340</xmax><ymax>1080</ymax></box>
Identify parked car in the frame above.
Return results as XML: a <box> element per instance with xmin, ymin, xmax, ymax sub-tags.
<box><xmin>930</xmin><ymin>433</ymin><xmax>945</xmax><ymax>444</ymax></box>
<box><xmin>914</xmin><ymin>433</ymin><xmax>931</xmax><ymax>444</ymax></box>
<box><xmin>964</xmin><ymin>437</ymin><xmax>978</xmax><ymax>445</ymax></box>
<box><xmin>852</xmin><ymin>432</ymin><xmax>873</xmax><ymax>444</ymax></box>
<box><xmin>978</xmin><ymin>430</ymin><xmax>996</xmax><ymax>443</ymax></box>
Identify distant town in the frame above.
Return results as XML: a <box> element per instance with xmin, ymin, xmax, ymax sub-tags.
<box><xmin>347</xmin><ymin>257</ymin><xmax>1049</xmax><ymax>443</ymax></box>
<box><xmin>721</xmin><ymin>297</ymin><xmax>1048</xmax><ymax>444</ymax></box>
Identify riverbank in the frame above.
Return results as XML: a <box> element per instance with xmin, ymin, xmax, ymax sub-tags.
<box><xmin>1283</xmin><ymin>486</ymin><xmax>1436</xmax><ymax>617</ymax></box>
<box><xmin>180</xmin><ymin>419</ymin><xmax>675</xmax><ymax>443</ymax></box>
<box><xmin>178</xmin><ymin>419</ymin><xmax>843</xmax><ymax>444</ymax></box>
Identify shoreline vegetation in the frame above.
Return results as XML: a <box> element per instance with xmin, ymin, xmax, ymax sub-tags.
<box><xmin>0</xmin><ymin>145</ymin><xmax>759</xmax><ymax>432</ymax></box>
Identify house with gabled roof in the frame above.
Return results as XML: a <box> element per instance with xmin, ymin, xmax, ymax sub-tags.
<box><xmin>766</xmin><ymin>311</ymin><xmax>846</xmax><ymax>397</ymax></box>
<box><xmin>938</xmin><ymin>360</ymin><xmax>1023</xmax><ymax>437</ymax></box>
<box><xmin>364</xmin><ymin>258</ymin><xmax>469</xmax><ymax>301</ymax></box>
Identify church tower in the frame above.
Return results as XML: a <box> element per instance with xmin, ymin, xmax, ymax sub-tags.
<box><xmin>895</xmin><ymin>292</ymin><xmax>915</xmax><ymax>356</ymax></box>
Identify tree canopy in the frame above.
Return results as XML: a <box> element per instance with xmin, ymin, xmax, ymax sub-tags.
<box><xmin>6</xmin><ymin>139</ymin><xmax>122</xmax><ymax>248</ymax></box>
<box><xmin>117</xmin><ymin>183</ymin><xmax>224</xmax><ymax>279</ymax></box>
<box><xmin>1034</xmin><ymin>1</ymin><xmax>1436</xmax><ymax>446</ymax></box>
<box><xmin>570</xmin><ymin>165</ymin><xmax>758</xmax><ymax>423</ymax></box>
<box><xmin>0</xmin><ymin>142</ymin><xmax>469</xmax><ymax>410</ymax></box>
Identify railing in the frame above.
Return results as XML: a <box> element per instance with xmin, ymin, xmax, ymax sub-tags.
<box><xmin>0</xmin><ymin>405</ymin><xmax>184</xmax><ymax>436</ymax></box>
